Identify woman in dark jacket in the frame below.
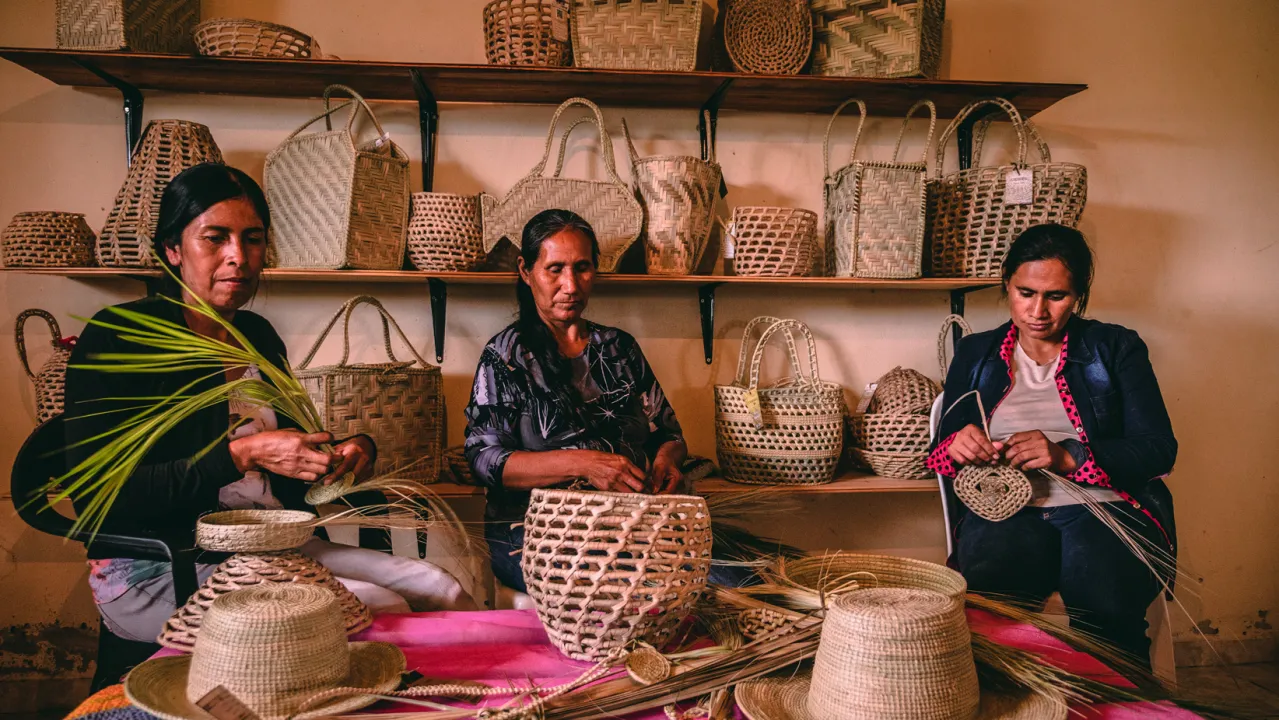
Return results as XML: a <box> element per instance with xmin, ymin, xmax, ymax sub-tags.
<box><xmin>926</xmin><ymin>223</ymin><xmax>1177</xmax><ymax>663</ymax></box>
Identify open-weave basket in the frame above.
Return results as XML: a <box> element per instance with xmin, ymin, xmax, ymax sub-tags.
<box><xmin>927</xmin><ymin>97</ymin><xmax>1087</xmax><ymax>278</ymax></box>
<box><xmin>196</xmin><ymin>510</ymin><xmax>317</xmax><ymax>554</ymax></box>
<box><xmin>847</xmin><ymin>413</ymin><xmax>931</xmax><ymax>453</ymax></box>
<box><xmin>571</xmin><ymin>0</ymin><xmax>702</xmax><ymax>71</ymax></box>
<box><xmin>810</xmin><ymin>0</ymin><xmax>945</xmax><ymax>78</ymax></box>
<box><xmin>16</xmin><ymin>309</ymin><xmax>74</xmax><ymax>424</ymax></box>
<box><xmin>724</xmin><ymin>0</ymin><xmax>812</xmax><ymax>74</ymax></box>
<box><xmin>867</xmin><ymin>366</ymin><xmax>940</xmax><ymax>415</ymax></box>
<box><xmin>406</xmin><ymin>192</ymin><xmax>485</xmax><ymax>272</ymax></box>
<box><xmin>193</xmin><ymin>18</ymin><xmax>323</xmax><ymax>58</ymax></box>
<box><xmin>729</xmin><ymin>206</ymin><xmax>819</xmax><ymax>277</ymax></box>
<box><xmin>522</xmin><ymin>488</ymin><xmax>713</xmax><ymax>661</ymax></box>
<box><xmin>715</xmin><ymin>317</ymin><xmax>845</xmax><ymax>485</ymax></box>
<box><xmin>850</xmin><ymin>447</ymin><xmax>931</xmax><ymax>479</ymax></box>
<box><xmin>1</xmin><ymin>212</ymin><xmax>95</xmax><ymax>268</ymax></box>
<box><xmin>56</xmin><ymin>0</ymin><xmax>198</xmax><ymax>52</ymax></box>
<box><xmin>98</xmin><ymin>120</ymin><xmax>224</xmax><ymax>267</ymax></box>
<box><xmin>824</xmin><ymin>99</ymin><xmax>936</xmax><ymax>279</ymax></box>
<box><xmin>484</xmin><ymin>0</ymin><xmax>573</xmax><ymax>66</ymax></box>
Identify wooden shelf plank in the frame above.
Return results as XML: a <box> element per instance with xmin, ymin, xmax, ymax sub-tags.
<box><xmin>426</xmin><ymin>473</ymin><xmax>937</xmax><ymax>498</ymax></box>
<box><xmin>0</xmin><ymin>48</ymin><xmax>1086</xmax><ymax>117</ymax></box>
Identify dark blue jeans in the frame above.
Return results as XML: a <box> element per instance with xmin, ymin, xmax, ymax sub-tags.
<box><xmin>956</xmin><ymin>502</ymin><xmax>1163</xmax><ymax>665</ymax></box>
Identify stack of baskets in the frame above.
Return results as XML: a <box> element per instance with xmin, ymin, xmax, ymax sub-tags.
<box><xmin>847</xmin><ymin>366</ymin><xmax>940</xmax><ymax>479</ymax></box>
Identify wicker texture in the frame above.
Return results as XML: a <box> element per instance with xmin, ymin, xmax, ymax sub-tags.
<box><xmin>621</xmin><ymin>113</ymin><xmax>723</xmax><ymax>275</ymax></box>
<box><xmin>406</xmin><ymin>192</ymin><xmax>485</xmax><ymax>272</ymax></box>
<box><xmin>193</xmin><ymin>18</ymin><xmax>322</xmax><ymax>59</ymax></box>
<box><xmin>810</xmin><ymin>0</ymin><xmax>945</xmax><ymax>78</ymax></box>
<box><xmin>98</xmin><ymin>120</ymin><xmax>224</xmax><ymax>267</ymax></box>
<box><xmin>196</xmin><ymin>510</ymin><xmax>317</xmax><ymax>553</ymax></box>
<box><xmin>56</xmin><ymin>0</ymin><xmax>198</xmax><ymax>52</ymax></box>
<box><xmin>954</xmin><ymin>465</ymin><xmax>1033</xmax><ymax>522</ymax></box>
<box><xmin>730</xmin><ymin>207</ymin><xmax>819</xmax><ymax>277</ymax></box>
<box><xmin>522</xmin><ymin>488</ymin><xmax>713</xmax><ymax>661</ymax></box>
<box><xmin>1</xmin><ymin>212</ymin><xmax>95</xmax><ymax>268</ymax></box>
<box><xmin>484</xmin><ymin>0</ymin><xmax>573</xmax><ymax>66</ymax></box>
<box><xmin>16</xmin><ymin>309</ymin><xmax>72</xmax><ymax>423</ymax></box>
<box><xmin>296</xmin><ymin>296</ymin><xmax>444</xmax><ymax>482</ymax></box>
<box><xmin>724</xmin><ymin>0</ymin><xmax>812</xmax><ymax>74</ymax></box>
<box><xmin>847</xmin><ymin>413</ymin><xmax>930</xmax><ymax>453</ymax></box>
<box><xmin>784</xmin><ymin>551</ymin><xmax>968</xmax><ymax>600</ymax></box>
<box><xmin>265</xmin><ymin>85</ymin><xmax>409</xmax><ymax>270</ymax></box>
<box><xmin>927</xmin><ymin>97</ymin><xmax>1087</xmax><ymax>278</ymax></box>
<box><xmin>572</xmin><ymin>0</ymin><xmax>702</xmax><ymax>71</ymax></box>
<box><xmin>937</xmin><ymin>312</ymin><xmax>972</xmax><ymax>377</ymax></box>
<box><xmin>715</xmin><ymin>317</ymin><xmax>845</xmax><ymax>485</ymax></box>
<box><xmin>868</xmin><ymin>366</ymin><xmax>940</xmax><ymax>415</ymax></box>
<box><xmin>824</xmin><ymin>99</ymin><xmax>935</xmax><ymax>279</ymax></box>
<box><xmin>849</xmin><ymin>447</ymin><xmax>930</xmax><ymax>479</ymax></box>
<box><xmin>481</xmin><ymin>98</ymin><xmax>643</xmax><ymax>272</ymax></box>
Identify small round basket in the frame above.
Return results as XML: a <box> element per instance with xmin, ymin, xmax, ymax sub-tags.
<box><xmin>196</xmin><ymin>510</ymin><xmax>317</xmax><ymax>553</ymax></box>
<box><xmin>847</xmin><ymin>413</ymin><xmax>932</xmax><ymax>454</ymax></box>
<box><xmin>724</xmin><ymin>0</ymin><xmax>812</xmax><ymax>75</ymax></box>
<box><xmin>484</xmin><ymin>0</ymin><xmax>573</xmax><ymax>66</ymax></box>
<box><xmin>1</xmin><ymin>211</ymin><xmax>96</xmax><ymax>268</ymax></box>
<box><xmin>729</xmin><ymin>206</ymin><xmax>819</xmax><ymax>277</ymax></box>
<box><xmin>868</xmin><ymin>366</ymin><xmax>941</xmax><ymax>415</ymax></box>
<box><xmin>850</xmin><ymin>447</ymin><xmax>931</xmax><ymax>480</ymax></box>
<box><xmin>406</xmin><ymin>192</ymin><xmax>485</xmax><ymax>272</ymax></box>
<box><xmin>782</xmin><ymin>552</ymin><xmax>967</xmax><ymax>601</ymax></box>
<box><xmin>193</xmin><ymin>19</ymin><xmax>323</xmax><ymax>59</ymax></box>
<box><xmin>954</xmin><ymin>464</ymin><xmax>1034</xmax><ymax>522</ymax></box>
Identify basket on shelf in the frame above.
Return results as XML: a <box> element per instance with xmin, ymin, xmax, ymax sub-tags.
<box><xmin>847</xmin><ymin>413</ymin><xmax>931</xmax><ymax>454</ymax></box>
<box><xmin>15</xmin><ymin>309</ymin><xmax>75</xmax><ymax>424</ymax></box>
<box><xmin>98</xmin><ymin>120</ymin><xmax>225</xmax><ymax>268</ymax></box>
<box><xmin>571</xmin><ymin>0</ymin><xmax>703</xmax><ymax>71</ymax></box>
<box><xmin>927</xmin><ymin>97</ymin><xmax>1087</xmax><ymax>278</ymax></box>
<box><xmin>849</xmin><ymin>447</ymin><xmax>931</xmax><ymax>479</ymax></box>
<box><xmin>484</xmin><ymin>0</ymin><xmax>573</xmax><ymax>66</ymax></box>
<box><xmin>810</xmin><ymin>0</ymin><xmax>945</xmax><ymax>78</ymax></box>
<box><xmin>522</xmin><ymin>488</ymin><xmax>712</xmax><ymax>661</ymax></box>
<box><xmin>728</xmin><ymin>206</ymin><xmax>819</xmax><ymax>277</ymax></box>
<box><xmin>406</xmin><ymin>193</ymin><xmax>485</xmax><ymax>272</ymax></box>
<box><xmin>1</xmin><ymin>212</ymin><xmax>95</xmax><ymax>268</ymax></box>
<box><xmin>824</xmin><ymin>99</ymin><xmax>936</xmax><ymax>279</ymax></box>
<box><xmin>56</xmin><ymin>0</ymin><xmax>198</xmax><ymax>52</ymax></box>
<box><xmin>867</xmin><ymin>366</ymin><xmax>940</xmax><ymax>415</ymax></box>
<box><xmin>724</xmin><ymin>0</ymin><xmax>812</xmax><ymax>75</ymax></box>
<box><xmin>193</xmin><ymin>18</ymin><xmax>324</xmax><ymax>59</ymax></box>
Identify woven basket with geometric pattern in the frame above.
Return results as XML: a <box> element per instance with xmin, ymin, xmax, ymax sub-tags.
<box><xmin>1</xmin><ymin>212</ymin><xmax>95</xmax><ymax>268</ymax></box>
<box><xmin>729</xmin><ymin>206</ymin><xmax>820</xmax><ymax>277</ymax></box>
<box><xmin>193</xmin><ymin>18</ymin><xmax>324</xmax><ymax>59</ymax></box>
<box><xmin>571</xmin><ymin>0</ymin><xmax>703</xmax><ymax>71</ymax></box>
<box><xmin>810</xmin><ymin>0</ymin><xmax>945</xmax><ymax>78</ymax></box>
<box><xmin>56</xmin><ymin>0</ymin><xmax>198</xmax><ymax>52</ymax></box>
<box><xmin>847</xmin><ymin>413</ymin><xmax>931</xmax><ymax>453</ymax></box>
<box><xmin>867</xmin><ymin>366</ymin><xmax>940</xmax><ymax>415</ymax></box>
<box><xmin>484</xmin><ymin>0</ymin><xmax>573</xmax><ymax>66</ymax></box>
<box><xmin>724</xmin><ymin>0</ymin><xmax>812</xmax><ymax>75</ymax></box>
<box><xmin>406</xmin><ymin>192</ymin><xmax>485</xmax><ymax>272</ymax></box>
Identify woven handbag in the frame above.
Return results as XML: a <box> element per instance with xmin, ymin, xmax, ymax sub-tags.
<box><xmin>16</xmin><ymin>309</ymin><xmax>75</xmax><ymax>424</ymax></box>
<box><xmin>810</xmin><ymin>0</ymin><xmax>945</xmax><ymax>78</ymax></box>
<box><xmin>715</xmin><ymin>316</ymin><xmax>845</xmax><ymax>484</ymax></box>
<box><xmin>926</xmin><ymin>97</ymin><xmax>1088</xmax><ymax>278</ymax></box>
<box><xmin>406</xmin><ymin>192</ymin><xmax>485</xmax><ymax>272</ymax></box>
<box><xmin>265</xmin><ymin>85</ymin><xmax>410</xmax><ymax>270</ymax></box>
<box><xmin>728</xmin><ymin>206</ymin><xmax>819</xmax><ymax>277</ymax></box>
<box><xmin>56</xmin><ymin>0</ymin><xmax>198</xmax><ymax>52</ymax></box>
<box><xmin>724</xmin><ymin>0</ymin><xmax>812</xmax><ymax>75</ymax></box>
<box><xmin>571</xmin><ymin>0</ymin><xmax>703</xmax><ymax>71</ymax></box>
<box><xmin>193</xmin><ymin>18</ymin><xmax>325</xmax><ymax>59</ymax></box>
<box><xmin>484</xmin><ymin>0</ymin><xmax>573</xmax><ymax>66</ymax></box>
<box><xmin>824</xmin><ymin>99</ymin><xmax>936</xmax><ymax>279</ymax></box>
<box><xmin>1</xmin><ymin>211</ymin><xmax>95</xmax><ymax>268</ymax></box>
<box><xmin>480</xmin><ymin>97</ymin><xmax>643</xmax><ymax>273</ymax></box>
<box><xmin>295</xmin><ymin>296</ymin><xmax>444</xmax><ymax>482</ymax></box>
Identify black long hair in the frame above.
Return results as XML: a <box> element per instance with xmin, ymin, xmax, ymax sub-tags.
<box><xmin>154</xmin><ymin>163</ymin><xmax>271</xmax><ymax>298</ymax></box>
<box><xmin>515</xmin><ymin>209</ymin><xmax>599</xmax><ymax>384</ymax></box>
<box><xmin>1001</xmin><ymin>223</ymin><xmax>1095</xmax><ymax>316</ymax></box>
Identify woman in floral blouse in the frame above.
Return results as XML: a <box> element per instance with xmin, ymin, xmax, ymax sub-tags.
<box><xmin>464</xmin><ymin>209</ymin><xmax>687</xmax><ymax>592</ymax></box>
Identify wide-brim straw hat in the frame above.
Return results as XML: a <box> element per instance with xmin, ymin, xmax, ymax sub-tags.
<box><xmin>127</xmin><ymin>584</ymin><xmax>404</xmax><ymax>720</ymax></box>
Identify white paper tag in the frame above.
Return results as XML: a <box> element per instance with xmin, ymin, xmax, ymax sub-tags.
<box><xmin>723</xmin><ymin>223</ymin><xmax>736</xmax><ymax>258</ymax></box>
<box><xmin>855</xmin><ymin>382</ymin><xmax>877</xmax><ymax>413</ymax></box>
<box><xmin>373</xmin><ymin>131</ymin><xmax>391</xmax><ymax>149</ymax></box>
<box><xmin>1004</xmin><ymin>168</ymin><xmax>1033</xmax><ymax>205</ymax></box>
<box><xmin>550</xmin><ymin>5</ymin><xmax>570</xmax><ymax>42</ymax></box>
<box><xmin>196</xmin><ymin>686</ymin><xmax>261</xmax><ymax>720</ymax></box>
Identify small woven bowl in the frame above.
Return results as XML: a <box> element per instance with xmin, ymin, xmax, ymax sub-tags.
<box><xmin>193</xmin><ymin>19</ymin><xmax>322</xmax><ymax>59</ymax></box>
<box><xmin>196</xmin><ymin>509</ymin><xmax>317</xmax><ymax>553</ymax></box>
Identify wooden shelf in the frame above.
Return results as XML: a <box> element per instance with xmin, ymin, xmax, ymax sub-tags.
<box><xmin>426</xmin><ymin>472</ymin><xmax>938</xmax><ymax>498</ymax></box>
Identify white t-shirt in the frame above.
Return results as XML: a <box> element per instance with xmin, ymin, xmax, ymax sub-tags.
<box><xmin>217</xmin><ymin>366</ymin><xmax>284</xmax><ymax>510</ymax></box>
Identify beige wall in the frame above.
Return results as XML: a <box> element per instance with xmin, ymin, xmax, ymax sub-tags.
<box><xmin>1</xmin><ymin>0</ymin><xmax>1276</xmax><ymax>686</ymax></box>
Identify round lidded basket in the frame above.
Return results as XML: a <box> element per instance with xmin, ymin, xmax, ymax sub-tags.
<box><xmin>521</xmin><ymin>488</ymin><xmax>713</xmax><ymax>661</ymax></box>
<box><xmin>193</xmin><ymin>18</ymin><xmax>323</xmax><ymax>59</ymax></box>
<box><xmin>724</xmin><ymin>0</ymin><xmax>812</xmax><ymax>75</ymax></box>
<box><xmin>483</xmin><ymin>0</ymin><xmax>573</xmax><ymax>66</ymax></box>
<box><xmin>729</xmin><ymin>206</ymin><xmax>819</xmax><ymax>277</ymax></box>
<box><xmin>196</xmin><ymin>509</ymin><xmax>317</xmax><ymax>553</ymax></box>
<box><xmin>847</xmin><ymin>413</ymin><xmax>931</xmax><ymax>454</ymax></box>
<box><xmin>406</xmin><ymin>192</ymin><xmax>485</xmax><ymax>272</ymax></box>
<box><xmin>1</xmin><ymin>211</ymin><xmax>96</xmax><ymax>268</ymax></box>
<box><xmin>868</xmin><ymin>366</ymin><xmax>941</xmax><ymax>415</ymax></box>
<box><xmin>850</xmin><ymin>447</ymin><xmax>932</xmax><ymax>480</ymax></box>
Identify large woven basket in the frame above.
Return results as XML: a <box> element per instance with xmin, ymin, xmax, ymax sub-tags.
<box><xmin>193</xmin><ymin>18</ymin><xmax>324</xmax><ymax>59</ymax></box>
<box><xmin>782</xmin><ymin>552</ymin><xmax>967</xmax><ymax>600</ymax></box>
<box><xmin>406</xmin><ymin>192</ymin><xmax>485</xmax><ymax>272</ymax></box>
<box><xmin>56</xmin><ymin>0</ymin><xmax>198</xmax><ymax>52</ymax></box>
<box><xmin>729</xmin><ymin>206</ymin><xmax>819</xmax><ymax>277</ymax></box>
<box><xmin>484</xmin><ymin>0</ymin><xmax>573</xmax><ymax>66</ymax></box>
<box><xmin>715</xmin><ymin>317</ymin><xmax>845</xmax><ymax>485</ymax></box>
<box><xmin>927</xmin><ymin>97</ymin><xmax>1088</xmax><ymax>278</ymax></box>
<box><xmin>522</xmin><ymin>488</ymin><xmax>713</xmax><ymax>661</ymax></box>
<box><xmin>867</xmin><ymin>366</ymin><xmax>940</xmax><ymax>415</ymax></box>
<box><xmin>196</xmin><ymin>510</ymin><xmax>317</xmax><ymax>554</ymax></box>
<box><xmin>571</xmin><ymin>0</ymin><xmax>702</xmax><ymax>71</ymax></box>
<box><xmin>724</xmin><ymin>0</ymin><xmax>812</xmax><ymax>74</ymax></box>
<box><xmin>16</xmin><ymin>310</ymin><xmax>74</xmax><ymax>424</ymax></box>
<box><xmin>296</xmin><ymin>296</ymin><xmax>444</xmax><ymax>482</ymax></box>
<box><xmin>849</xmin><ymin>447</ymin><xmax>931</xmax><ymax>479</ymax></box>
<box><xmin>1</xmin><ymin>212</ymin><xmax>95</xmax><ymax>268</ymax></box>
<box><xmin>810</xmin><ymin>0</ymin><xmax>945</xmax><ymax>78</ymax></box>
<box><xmin>824</xmin><ymin>99</ymin><xmax>936</xmax><ymax>279</ymax></box>
<box><xmin>847</xmin><ymin>412</ymin><xmax>931</xmax><ymax>453</ymax></box>
<box><xmin>98</xmin><ymin>120</ymin><xmax>224</xmax><ymax>268</ymax></box>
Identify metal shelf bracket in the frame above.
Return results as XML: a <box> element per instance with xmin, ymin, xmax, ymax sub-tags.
<box><xmin>428</xmin><ymin>278</ymin><xmax>447</xmax><ymax>363</ymax></box>
<box><xmin>698</xmin><ymin>79</ymin><xmax>733</xmax><ymax>198</ymax></box>
<box><xmin>410</xmin><ymin>68</ymin><xmax>439</xmax><ymax>192</ymax></box>
<box><xmin>698</xmin><ymin>282</ymin><xmax>723</xmax><ymax>364</ymax></box>
<box><xmin>72</xmin><ymin>59</ymin><xmax>143</xmax><ymax>167</ymax></box>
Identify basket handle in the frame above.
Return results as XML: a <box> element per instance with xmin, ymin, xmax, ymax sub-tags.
<box><xmin>296</xmin><ymin>296</ymin><xmax>432</xmax><ymax>370</ymax></box>
<box><xmin>890</xmin><ymin>99</ymin><xmax>938</xmax><ymax>165</ymax></box>
<box><xmin>621</xmin><ymin>110</ymin><xmax>717</xmax><ymax>167</ymax></box>
<box><xmin>747</xmin><ymin>319</ymin><xmax>822</xmax><ymax>392</ymax></box>
<box><xmin>937</xmin><ymin>313</ymin><xmax>973</xmax><ymax>379</ymax></box>
<box><xmin>15</xmin><ymin>309</ymin><xmax>60</xmax><ymax>380</ymax></box>
<box><xmin>527</xmin><ymin>97</ymin><xmax>627</xmax><ymax>189</ymax></box>
<box><xmin>554</xmin><ymin>116</ymin><xmax>604</xmax><ymax>178</ymax></box>
<box><xmin>971</xmin><ymin>113</ymin><xmax>1053</xmax><ymax>166</ymax></box>
<box><xmin>322</xmin><ymin>83</ymin><xmax>390</xmax><ymax>143</ymax></box>
<box><xmin>933</xmin><ymin>97</ymin><xmax>1031</xmax><ymax>178</ymax></box>
<box><xmin>733</xmin><ymin>316</ymin><xmax>803</xmax><ymax>387</ymax></box>
<box><xmin>702</xmin><ymin>108</ymin><xmax>717</xmax><ymax>165</ymax></box>
<box><xmin>822</xmin><ymin>98</ymin><xmax>867</xmax><ymax>181</ymax></box>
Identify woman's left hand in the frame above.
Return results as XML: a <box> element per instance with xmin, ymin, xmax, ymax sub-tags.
<box><xmin>320</xmin><ymin>436</ymin><xmax>376</xmax><ymax>485</ymax></box>
<box><xmin>1002</xmin><ymin>431</ymin><xmax>1078</xmax><ymax>474</ymax></box>
<box><xmin>650</xmin><ymin>442</ymin><xmax>686</xmax><ymax>494</ymax></box>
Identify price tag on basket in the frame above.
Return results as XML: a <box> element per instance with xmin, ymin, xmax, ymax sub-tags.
<box><xmin>550</xmin><ymin>5</ymin><xmax>569</xmax><ymax>42</ymax></box>
<box><xmin>855</xmin><ymin>382</ymin><xmax>878</xmax><ymax>413</ymax></box>
<box><xmin>743</xmin><ymin>388</ymin><xmax>764</xmax><ymax>430</ymax></box>
<box><xmin>1004</xmin><ymin>168</ymin><xmax>1034</xmax><ymax>205</ymax></box>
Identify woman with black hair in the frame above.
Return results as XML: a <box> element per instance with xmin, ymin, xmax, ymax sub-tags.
<box><xmin>464</xmin><ymin>209</ymin><xmax>687</xmax><ymax>592</ymax></box>
<box><xmin>927</xmin><ymin>223</ymin><xmax>1177</xmax><ymax>664</ymax></box>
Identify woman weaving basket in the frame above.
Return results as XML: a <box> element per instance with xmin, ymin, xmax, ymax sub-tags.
<box><xmin>65</xmin><ymin>164</ymin><xmax>475</xmax><ymax>645</ymax></box>
<box><xmin>926</xmin><ymin>224</ymin><xmax>1177</xmax><ymax>664</ymax></box>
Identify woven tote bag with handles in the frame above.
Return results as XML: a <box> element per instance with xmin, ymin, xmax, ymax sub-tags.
<box><xmin>715</xmin><ymin>316</ymin><xmax>845</xmax><ymax>484</ymax></box>
<box><xmin>481</xmin><ymin>97</ymin><xmax>643</xmax><ymax>272</ymax></box>
<box><xmin>824</xmin><ymin>98</ymin><xmax>936</xmax><ymax>279</ymax></box>
<box><xmin>265</xmin><ymin>85</ymin><xmax>410</xmax><ymax>270</ymax></box>
<box><xmin>16</xmin><ymin>309</ymin><xmax>75</xmax><ymax>424</ymax></box>
<box><xmin>810</xmin><ymin>0</ymin><xmax>945</xmax><ymax>78</ymax></box>
<box><xmin>571</xmin><ymin>0</ymin><xmax>704</xmax><ymax>71</ymax></box>
<box><xmin>56</xmin><ymin>0</ymin><xmax>198</xmax><ymax>52</ymax></box>
<box><xmin>926</xmin><ymin>97</ymin><xmax>1087</xmax><ymax>278</ymax></box>
<box><xmin>295</xmin><ymin>296</ymin><xmax>444</xmax><ymax>482</ymax></box>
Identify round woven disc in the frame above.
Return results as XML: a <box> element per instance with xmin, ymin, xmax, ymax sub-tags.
<box><xmin>954</xmin><ymin>465</ymin><xmax>1034</xmax><ymax>522</ymax></box>
<box><xmin>625</xmin><ymin>646</ymin><xmax>672</xmax><ymax>685</ymax></box>
<box><xmin>724</xmin><ymin>0</ymin><xmax>813</xmax><ymax>75</ymax></box>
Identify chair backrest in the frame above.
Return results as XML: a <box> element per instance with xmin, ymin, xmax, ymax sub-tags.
<box><xmin>10</xmin><ymin>416</ymin><xmax>76</xmax><ymax>538</ymax></box>
<box><xmin>928</xmin><ymin>394</ymin><xmax>954</xmax><ymax>557</ymax></box>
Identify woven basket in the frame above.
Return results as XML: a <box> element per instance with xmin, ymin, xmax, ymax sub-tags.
<box><xmin>1</xmin><ymin>212</ymin><xmax>95</xmax><ymax>268</ymax></box>
<box><xmin>847</xmin><ymin>413</ymin><xmax>931</xmax><ymax>453</ymax></box>
<box><xmin>783</xmin><ymin>552</ymin><xmax>967</xmax><ymax>600</ymax></box>
<box><xmin>954</xmin><ymin>464</ymin><xmax>1033</xmax><ymax>522</ymax></box>
<box><xmin>484</xmin><ymin>0</ymin><xmax>573</xmax><ymax>66</ymax></box>
<box><xmin>810</xmin><ymin>0</ymin><xmax>945</xmax><ymax>78</ymax></box>
<box><xmin>867</xmin><ymin>366</ymin><xmax>940</xmax><ymax>415</ymax></box>
<box><xmin>824</xmin><ymin>99</ymin><xmax>936</xmax><ymax>279</ymax></box>
<box><xmin>16</xmin><ymin>310</ymin><xmax>74</xmax><ymax>424</ymax></box>
<box><xmin>850</xmin><ymin>447</ymin><xmax>931</xmax><ymax>479</ymax></box>
<box><xmin>98</xmin><ymin>120</ymin><xmax>225</xmax><ymax>268</ymax></box>
<box><xmin>296</xmin><ymin>296</ymin><xmax>444</xmax><ymax>482</ymax></box>
<box><xmin>724</xmin><ymin>0</ymin><xmax>812</xmax><ymax>74</ymax></box>
<box><xmin>406</xmin><ymin>193</ymin><xmax>485</xmax><ymax>272</ymax></box>
<box><xmin>715</xmin><ymin>317</ymin><xmax>845</xmax><ymax>485</ymax></box>
<box><xmin>729</xmin><ymin>206</ymin><xmax>819</xmax><ymax>277</ymax></box>
<box><xmin>522</xmin><ymin>488</ymin><xmax>713</xmax><ymax>661</ymax></box>
<box><xmin>937</xmin><ymin>312</ymin><xmax>972</xmax><ymax>378</ymax></box>
<box><xmin>621</xmin><ymin>113</ymin><xmax>723</xmax><ymax>275</ymax></box>
<box><xmin>265</xmin><ymin>85</ymin><xmax>410</xmax><ymax>270</ymax></box>
<box><xmin>193</xmin><ymin>18</ymin><xmax>323</xmax><ymax>59</ymax></box>
<box><xmin>196</xmin><ymin>510</ymin><xmax>317</xmax><ymax>553</ymax></box>
<box><xmin>481</xmin><ymin>98</ymin><xmax>643</xmax><ymax>272</ymax></box>
<box><xmin>56</xmin><ymin>0</ymin><xmax>198</xmax><ymax>52</ymax></box>
<box><xmin>158</xmin><ymin>551</ymin><xmax>372</xmax><ymax>651</ymax></box>
<box><xmin>927</xmin><ymin>97</ymin><xmax>1088</xmax><ymax>278</ymax></box>
<box><xmin>572</xmin><ymin>0</ymin><xmax>702</xmax><ymax>71</ymax></box>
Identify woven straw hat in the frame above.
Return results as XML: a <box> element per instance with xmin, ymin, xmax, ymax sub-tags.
<box><xmin>736</xmin><ymin>588</ymin><xmax>1066</xmax><ymax>720</ymax></box>
<box><xmin>127</xmin><ymin>584</ymin><xmax>404</xmax><ymax>720</ymax></box>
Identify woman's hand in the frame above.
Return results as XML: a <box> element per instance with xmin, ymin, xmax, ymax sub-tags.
<box><xmin>575</xmin><ymin>450</ymin><xmax>647</xmax><ymax>493</ymax></box>
<box><xmin>319</xmin><ymin>435</ymin><xmax>376</xmax><ymax>486</ymax></box>
<box><xmin>230</xmin><ymin>430</ymin><xmax>337</xmax><ymax>482</ymax></box>
<box><xmin>1003</xmin><ymin>431</ymin><xmax>1079</xmax><ymax>473</ymax></box>
<box><xmin>650</xmin><ymin>442</ymin><xmax>686</xmax><ymax>495</ymax></box>
<box><xmin>946</xmin><ymin>424</ymin><xmax>1002</xmax><ymax>467</ymax></box>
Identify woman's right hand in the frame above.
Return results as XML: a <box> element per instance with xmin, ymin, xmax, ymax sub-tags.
<box><xmin>946</xmin><ymin>424</ymin><xmax>1003</xmax><ymax>467</ymax></box>
<box><xmin>230</xmin><ymin>430</ymin><xmax>337</xmax><ymax>482</ymax></box>
<box><xmin>574</xmin><ymin>450</ymin><xmax>647</xmax><ymax>493</ymax></box>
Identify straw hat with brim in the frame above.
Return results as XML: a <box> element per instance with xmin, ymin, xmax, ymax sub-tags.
<box><xmin>735</xmin><ymin>588</ymin><xmax>1067</xmax><ymax>720</ymax></box>
<box><xmin>127</xmin><ymin>584</ymin><xmax>404</xmax><ymax>720</ymax></box>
